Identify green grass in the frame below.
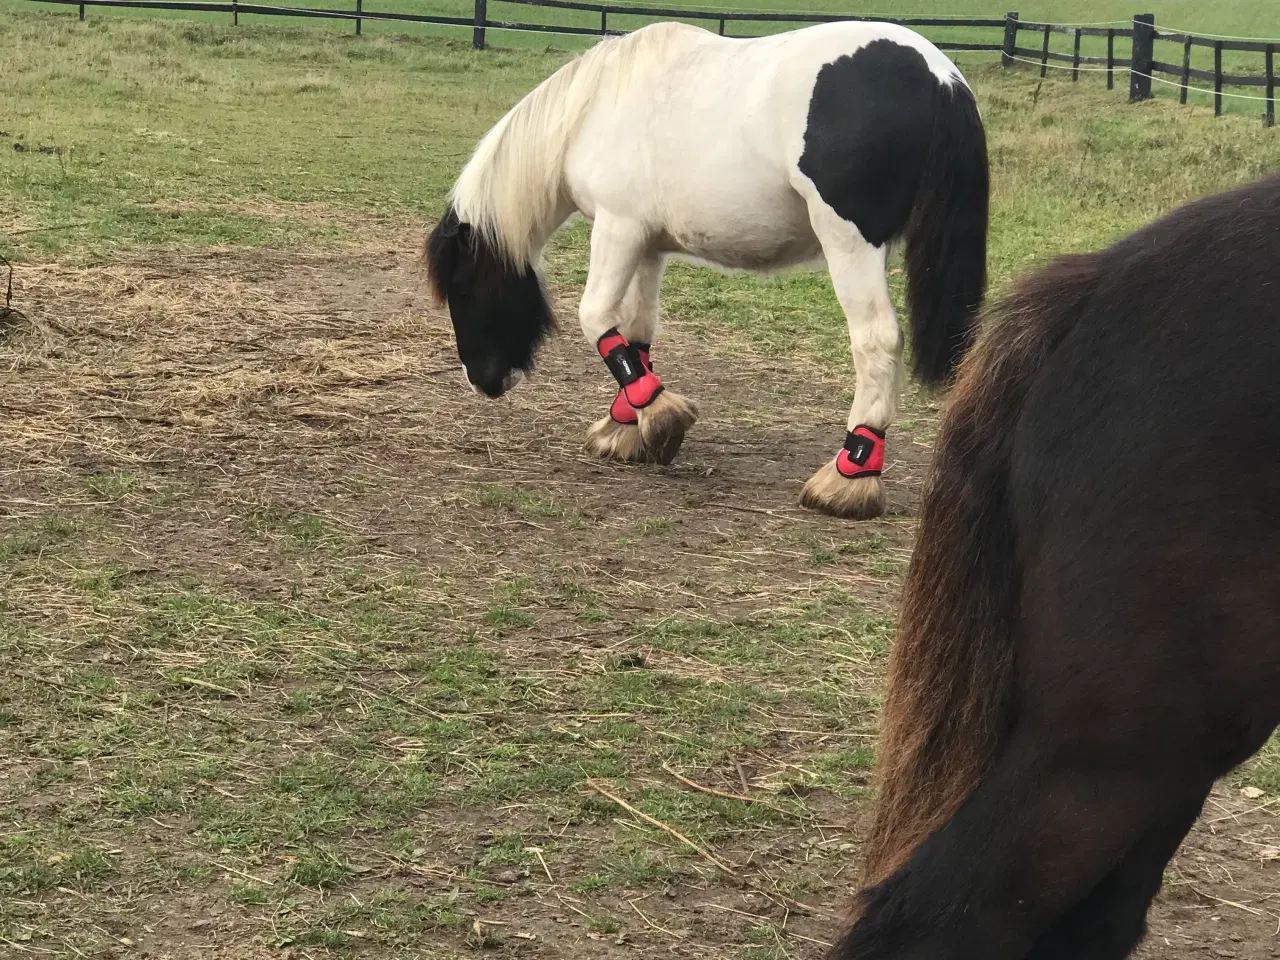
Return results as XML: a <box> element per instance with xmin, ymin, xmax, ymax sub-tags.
<box><xmin>9</xmin><ymin>9</ymin><xmax>1277</xmax><ymax>373</ymax></box>
<box><xmin>0</xmin><ymin>13</ymin><xmax>572</xmax><ymax>257</ymax></box>
<box><xmin>5</xmin><ymin>0</ymin><xmax>1275</xmax><ymax>110</ymax></box>
<box><xmin>4</xmin><ymin>6</ymin><xmax>1280</xmax><ymax>264</ymax></box>
<box><xmin>0</xmin><ymin>531</ymin><xmax>868</xmax><ymax>951</ymax></box>
<box><xmin>7</xmin><ymin>0</ymin><xmax>1277</xmax><ymax>51</ymax></box>
<box><xmin>465</xmin><ymin>483</ymin><xmax>582</xmax><ymax>522</ymax></box>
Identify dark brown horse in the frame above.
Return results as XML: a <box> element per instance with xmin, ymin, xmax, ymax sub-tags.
<box><xmin>834</xmin><ymin>174</ymin><xmax>1280</xmax><ymax>959</ymax></box>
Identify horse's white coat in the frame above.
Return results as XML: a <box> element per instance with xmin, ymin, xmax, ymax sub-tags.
<box><xmin>450</xmin><ymin>20</ymin><xmax>971</xmax><ymax>478</ymax></box>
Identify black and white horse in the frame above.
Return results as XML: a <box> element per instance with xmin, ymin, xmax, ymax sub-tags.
<box><xmin>836</xmin><ymin>174</ymin><xmax>1280</xmax><ymax>958</ymax></box>
<box><xmin>427</xmin><ymin>20</ymin><xmax>989</xmax><ymax>519</ymax></box>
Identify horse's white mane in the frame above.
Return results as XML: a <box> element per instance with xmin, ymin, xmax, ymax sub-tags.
<box><xmin>450</xmin><ymin>22</ymin><xmax>699</xmax><ymax>267</ymax></box>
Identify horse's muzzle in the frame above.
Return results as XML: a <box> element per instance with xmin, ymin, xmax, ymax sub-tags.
<box><xmin>463</xmin><ymin>363</ymin><xmax>524</xmax><ymax>398</ymax></box>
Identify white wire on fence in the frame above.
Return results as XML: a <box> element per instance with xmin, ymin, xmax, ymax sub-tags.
<box><xmin>527</xmin><ymin>0</ymin><xmax>1011</xmax><ymax>17</ymax></box>
<box><xmin>1150</xmin><ymin>22</ymin><xmax>1280</xmax><ymax>44</ymax></box>
<box><xmin>1146</xmin><ymin>70</ymin><xmax>1278</xmax><ymax>101</ymax></box>
<box><xmin>496</xmin><ymin>2</ymin><xmax>1112</xmax><ymax>25</ymax></box>
<box><xmin>1006</xmin><ymin>54</ymin><xmax>1118</xmax><ymax>73</ymax></box>
<box><xmin>1008</xmin><ymin>53</ymin><xmax>1278</xmax><ymax>103</ymax></box>
<box><xmin>1024</xmin><ymin>19</ymin><xmax>1132</xmax><ymax>27</ymax></box>
<box><xmin>598</xmin><ymin>13</ymin><xmax>1280</xmax><ymax>40</ymax></box>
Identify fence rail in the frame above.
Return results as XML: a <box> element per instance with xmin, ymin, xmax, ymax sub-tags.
<box><xmin>20</xmin><ymin>0</ymin><xmax>1280</xmax><ymax>125</ymax></box>
<box><xmin>1004</xmin><ymin>15</ymin><xmax>1132</xmax><ymax>88</ymax></box>
<box><xmin>29</xmin><ymin>0</ymin><xmax>1007</xmax><ymax>45</ymax></box>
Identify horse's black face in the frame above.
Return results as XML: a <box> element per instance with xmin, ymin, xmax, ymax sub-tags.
<box><xmin>425</xmin><ymin>208</ymin><xmax>556</xmax><ymax>399</ymax></box>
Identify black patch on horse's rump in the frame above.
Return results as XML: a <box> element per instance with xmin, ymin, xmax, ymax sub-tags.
<box><xmin>797</xmin><ymin>40</ymin><xmax>940</xmax><ymax>248</ymax></box>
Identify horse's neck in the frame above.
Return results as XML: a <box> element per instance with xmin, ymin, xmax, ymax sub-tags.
<box><xmin>513</xmin><ymin>130</ymin><xmax>590</xmax><ymax>259</ymax></box>
<box><xmin>455</xmin><ymin>57</ymin><xmax>608</xmax><ymax>268</ymax></box>
<box><xmin>545</xmin><ymin>200</ymin><xmax>580</xmax><ymax>242</ymax></box>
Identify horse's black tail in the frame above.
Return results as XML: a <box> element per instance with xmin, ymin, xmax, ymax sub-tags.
<box><xmin>902</xmin><ymin>80</ymin><xmax>990</xmax><ymax>385</ymax></box>
<box><xmin>850</xmin><ymin>253</ymin><xmax>1104</xmax><ymax>911</ymax></box>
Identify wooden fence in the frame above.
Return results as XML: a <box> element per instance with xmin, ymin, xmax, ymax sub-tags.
<box><xmin>468</xmin><ymin>0</ymin><xmax>1005</xmax><ymax>51</ymax></box>
<box><xmin>21</xmin><ymin>0</ymin><xmax>1280</xmax><ymax>125</ymax></box>
<box><xmin>1005</xmin><ymin>12</ymin><xmax>1280</xmax><ymax>124</ymax></box>
<box><xmin>1003</xmin><ymin>15</ymin><xmax>1133</xmax><ymax>91</ymax></box>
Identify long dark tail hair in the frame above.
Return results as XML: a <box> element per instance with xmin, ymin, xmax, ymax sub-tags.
<box><xmin>857</xmin><ymin>253</ymin><xmax>1104</xmax><ymax>892</ymax></box>
<box><xmin>902</xmin><ymin>81</ymin><xmax>990</xmax><ymax>385</ymax></box>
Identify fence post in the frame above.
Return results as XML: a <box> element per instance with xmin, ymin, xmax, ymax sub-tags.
<box><xmin>600</xmin><ymin>9</ymin><xmax>606</xmax><ymax>34</ymax></box>
<box><xmin>1179</xmin><ymin>36</ymin><xmax>1191</xmax><ymax>104</ymax></box>
<box><xmin>1040</xmin><ymin>23</ymin><xmax>1050</xmax><ymax>78</ymax></box>
<box><xmin>1072</xmin><ymin>28</ymin><xmax>1081</xmax><ymax>81</ymax></box>
<box><xmin>1001</xmin><ymin>11</ymin><xmax>1019</xmax><ymax>67</ymax></box>
<box><xmin>1214</xmin><ymin>40</ymin><xmax>1223</xmax><ymax>116</ymax></box>
<box><xmin>718</xmin><ymin>17</ymin><xmax>725</xmax><ymax>35</ymax></box>
<box><xmin>1267</xmin><ymin>44</ymin><xmax>1275</xmax><ymax>128</ymax></box>
<box><xmin>78</xmin><ymin>1</ymin><xmax>85</xmax><ymax>18</ymax></box>
<box><xmin>232</xmin><ymin>0</ymin><xmax>238</xmax><ymax>25</ymax></box>
<box><xmin>1129</xmin><ymin>13</ymin><xmax>1155</xmax><ymax>102</ymax></box>
<box><xmin>472</xmin><ymin>0</ymin><xmax>486</xmax><ymax>50</ymax></box>
<box><xmin>355</xmin><ymin>0</ymin><xmax>362</xmax><ymax>35</ymax></box>
<box><xmin>1107</xmin><ymin>28</ymin><xmax>1115</xmax><ymax>89</ymax></box>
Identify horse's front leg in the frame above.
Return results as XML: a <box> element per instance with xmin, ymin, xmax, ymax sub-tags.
<box><xmin>579</xmin><ymin>217</ymin><xmax>697</xmax><ymax>465</ymax></box>
<box><xmin>800</xmin><ymin>205</ymin><xmax>901</xmax><ymax>520</ymax></box>
<box><xmin>584</xmin><ymin>253</ymin><xmax>669</xmax><ymax>462</ymax></box>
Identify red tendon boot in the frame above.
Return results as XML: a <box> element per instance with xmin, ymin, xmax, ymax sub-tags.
<box><xmin>598</xmin><ymin>329</ymin><xmax>662</xmax><ymax>423</ymax></box>
<box><xmin>836</xmin><ymin>425</ymin><xmax>886</xmax><ymax>479</ymax></box>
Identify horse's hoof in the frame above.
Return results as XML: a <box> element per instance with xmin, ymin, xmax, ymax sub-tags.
<box><xmin>649</xmin><ymin>431</ymin><xmax>686</xmax><ymax>466</ymax></box>
<box><xmin>799</xmin><ymin>460</ymin><xmax>886</xmax><ymax>520</ymax></box>
<box><xmin>585</xmin><ymin>416</ymin><xmax>651</xmax><ymax>462</ymax></box>
<box><xmin>636</xmin><ymin>390</ymin><xmax>698</xmax><ymax>465</ymax></box>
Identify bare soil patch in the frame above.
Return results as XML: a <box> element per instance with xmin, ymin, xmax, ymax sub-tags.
<box><xmin>0</xmin><ymin>246</ymin><xmax>1276</xmax><ymax>959</ymax></box>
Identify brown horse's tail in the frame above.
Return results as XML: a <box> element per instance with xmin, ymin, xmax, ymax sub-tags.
<box><xmin>856</xmin><ymin>252</ymin><xmax>1105</xmax><ymax>893</ymax></box>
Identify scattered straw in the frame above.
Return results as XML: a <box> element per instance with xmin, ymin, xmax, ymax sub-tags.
<box><xmin>587</xmin><ymin>779</ymin><xmax>738</xmax><ymax>874</ymax></box>
<box><xmin>662</xmin><ymin>761</ymin><xmax>795</xmax><ymax>816</ymax></box>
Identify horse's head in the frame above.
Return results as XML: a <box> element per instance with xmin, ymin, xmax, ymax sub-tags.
<box><xmin>425</xmin><ymin>208</ymin><xmax>556</xmax><ymax>399</ymax></box>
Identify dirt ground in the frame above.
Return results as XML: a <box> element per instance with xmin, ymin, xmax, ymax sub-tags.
<box><xmin>1</xmin><ymin>243</ymin><xmax>1278</xmax><ymax>959</ymax></box>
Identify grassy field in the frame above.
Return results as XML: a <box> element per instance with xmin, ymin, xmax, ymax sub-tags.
<box><xmin>3</xmin><ymin>9</ymin><xmax>1280</xmax><ymax>960</ymax></box>
<box><xmin>4</xmin><ymin>12</ymin><xmax>1280</xmax><ymax>305</ymax></box>
<box><xmin>6</xmin><ymin>0</ymin><xmax>1280</xmax><ymax>102</ymax></box>
<box><xmin>10</xmin><ymin>0</ymin><xmax>1280</xmax><ymax>41</ymax></box>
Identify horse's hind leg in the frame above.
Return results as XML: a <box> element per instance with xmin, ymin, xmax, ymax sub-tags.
<box><xmin>1024</xmin><ymin>794</ymin><xmax>1207</xmax><ymax>960</ymax></box>
<box><xmin>584</xmin><ymin>254</ymin><xmax>673</xmax><ymax>463</ymax></box>
<box><xmin>838</xmin><ymin>732</ymin><xmax>1202</xmax><ymax>960</ymax></box>
<box><xmin>798</xmin><ymin>199</ymin><xmax>901</xmax><ymax>520</ymax></box>
<box><xmin>579</xmin><ymin>214</ymin><xmax>697</xmax><ymax>465</ymax></box>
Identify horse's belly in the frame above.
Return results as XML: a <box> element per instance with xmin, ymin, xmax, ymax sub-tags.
<box><xmin>569</xmin><ymin>81</ymin><xmax>818</xmax><ymax>271</ymax></box>
<box><xmin>660</xmin><ymin>193</ymin><xmax>820</xmax><ymax>270</ymax></box>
